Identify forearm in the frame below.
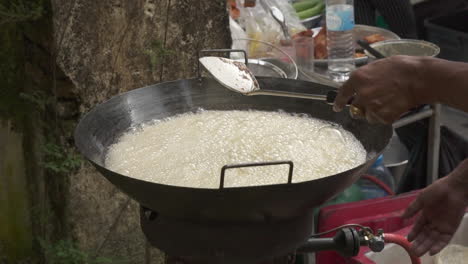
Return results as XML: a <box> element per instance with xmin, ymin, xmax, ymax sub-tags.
<box><xmin>447</xmin><ymin>158</ymin><xmax>468</xmax><ymax>202</ymax></box>
<box><xmin>417</xmin><ymin>57</ymin><xmax>468</xmax><ymax>112</ymax></box>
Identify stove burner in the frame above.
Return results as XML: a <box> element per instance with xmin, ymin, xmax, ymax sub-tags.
<box><xmin>140</xmin><ymin>207</ymin><xmax>385</xmax><ymax>264</ymax></box>
<box><xmin>166</xmin><ymin>254</ymin><xmax>296</xmax><ymax>264</ymax></box>
<box><xmin>140</xmin><ymin>206</ymin><xmax>314</xmax><ymax>264</ymax></box>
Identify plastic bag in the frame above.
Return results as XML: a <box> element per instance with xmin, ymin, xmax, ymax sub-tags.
<box><xmin>262</xmin><ymin>0</ymin><xmax>307</xmax><ymax>36</ymax></box>
<box><xmin>247</xmin><ymin>4</ymin><xmax>282</xmax><ymax>41</ymax></box>
<box><xmin>395</xmin><ymin>118</ymin><xmax>468</xmax><ymax>193</ymax></box>
<box><xmin>230</xmin><ymin>17</ymin><xmax>248</xmax><ymax>57</ymax></box>
<box><xmin>233</xmin><ymin>0</ymin><xmax>306</xmax><ymax>58</ymax></box>
<box><xmin>243</xmin><ymin>5</ymin><xmax>282</xmax><ymax>57</ymax></box>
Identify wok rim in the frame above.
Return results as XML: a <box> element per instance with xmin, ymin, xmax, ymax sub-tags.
<box><xmin>74</xmin><ymin>78</ymin><xmax>386</xmax><ymax>193</ymax></box>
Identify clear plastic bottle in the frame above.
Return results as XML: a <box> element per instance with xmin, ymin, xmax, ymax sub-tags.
<box><xmin>357</xmin><ymin>155</ymin><xmax>396</xmax><ymax>200</ymax></box>
<box><xmin>326</xmin><ymin>0</ymin><xmax>355</xmax><ymax>82</ymax></box>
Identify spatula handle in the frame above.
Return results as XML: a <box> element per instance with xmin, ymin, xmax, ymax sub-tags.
<box><xmin>325</xmin><ymin>90</ymin><xmax>353</xmax><ymax>105</ymax></box>
<box><xmin>326</xmin><ymin>90</ymin><xmax>364</xmax><ymax>118</ymax></box>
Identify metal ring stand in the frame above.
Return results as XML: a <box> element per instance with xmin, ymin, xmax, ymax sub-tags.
<box><xmin>219</xmin><ymin>161</ymin><xmax>294</xmax><ymax>189</ymax></box>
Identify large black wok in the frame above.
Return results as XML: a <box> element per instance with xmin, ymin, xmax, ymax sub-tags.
<box><xmin>74</xmin><ymin>77</ymin><xmax>392</xmax><ymax>224</ymax></box>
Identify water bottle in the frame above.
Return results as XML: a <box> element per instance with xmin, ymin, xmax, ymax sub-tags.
<box><xmin>357</xmin><ymin>155</ymin><xmax>396</xmax><ymax>200</ymax></box>
<box><xmin>326</xmin><ymin>0</ymin><xmax>355</xmax><ymax>82</ymax></box>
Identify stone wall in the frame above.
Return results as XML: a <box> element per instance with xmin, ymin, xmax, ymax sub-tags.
<box><xmin>0</xmin><ymin>0</ymin><xmax>231</xmax><ymax>263</ymax></box>
<box><xmin>0</xmin><ymin>121</ymin><xmax>33</xmax><ymax>263</ymax></box>
<box><xmin>51</xmin><ymin>0</ymin><xmax>231</xmax><ymax>263</ymax></box>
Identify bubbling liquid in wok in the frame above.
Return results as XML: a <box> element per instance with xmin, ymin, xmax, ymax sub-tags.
<box><xmin>105</xmin><ymin>110</ymin><xmax>366</xmax><ymax>188</ymax></box>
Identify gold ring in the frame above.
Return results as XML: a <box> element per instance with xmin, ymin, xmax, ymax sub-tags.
<box><xmin>349</xmin><ymin>105</ymin><xmax>365</xmax><ymax>119</ymax></box>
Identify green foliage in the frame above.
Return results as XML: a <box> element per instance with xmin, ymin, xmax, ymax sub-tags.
<box><xmin>0</xmin><ymin>89</ymin><xmax>50</xmax><ymax>128</ymax></box>
<box><xmin>0</xmin><ymin>0</ymin><xmax>44</xmax><ymax>25</ymax></box>
<box><xmin>39</xmin><ymin>239</ymin><xmax>127</xmax><ymax>264</ymax></box>
<box><xmin>19</xmin><ymin>90</ymin><xmax>51</xmax><ymax>112</ymax></box>
<box><xmin>0</xmin><ymin>24</ymin><xmax>25</xmax><ymax>123</ymax></box>
<box><xmin>40</xmin><ymin>143</ymin><xmax>82</xmax><ymax>174</ymax></box>
<box><xmin>0</xmin><ymin>0</ymin><xmax>49</xmax><ymax>125</ymax></box>
<box><xmin>144</xmin><ymin>40</ymin><xmax>174</xmax><ymax>70</ymax></box>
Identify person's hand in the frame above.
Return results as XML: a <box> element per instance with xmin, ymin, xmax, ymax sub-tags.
<box><xmin>333</xmin><ymin>56</ymin><xmax>428</xmax><ymax>124</ymax></box>
<box><xmin>402</xmin><ymin>174</ymin><xmax>468</xmax><ymax>257</ymax></box>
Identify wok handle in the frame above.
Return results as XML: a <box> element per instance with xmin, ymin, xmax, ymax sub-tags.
<box><xmin>219</xmin><ymin>160</ymin><xmax>294</xmax><ymax>189</ymax></box>
<box><xmin>197</xmin><ymin>49</ymin><xmax>248</xmax><ymax>78</ymax></box>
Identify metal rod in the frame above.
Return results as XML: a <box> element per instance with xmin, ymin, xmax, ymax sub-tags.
<box><xmin>309</xmin><ymin>224</ymin><xmax>370</xmax><ymax>237</ymax></box>
<box><xmin>427</xmin><ymin>103</ymin><xmax>441</xmax><ymax>185</ymax></box>
<box><xmin>296</xmin><ymin>238</ymin><xmax>336</xmax><ymax>253</ymax></box>
<box><xmin>357</xmin><ymin>40</ymin><xmax>386</xmax><ymax>59</ymax></box>
<box><xmin>219</xmin><ymin>161</ymin><xmax>294</xmax><ymax>189</ymax></box>
<box><xmin>393</xmin><ymin>105</ymin><xmax>441</xmax><ymax>184</ymax></box>
<box><xmin>392</xmin><ymin>108</ymin><xmax>434</xmax><ymax>129</ymax></box>
<box><xmin>249</xmin><ymin>90</ymin><xmax>328</xmax><ymax>101</ymax></box>
<box><xmin>297</xmin><ymin>228</ymin><xmax>361</xmax><ymax>256</ymax></box>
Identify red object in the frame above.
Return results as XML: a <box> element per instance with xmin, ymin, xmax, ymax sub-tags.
<box><xmin>363</xmin><ymin>34</ymin><xmax>387</xmax><ymax>44</ymax></box>
<box><xmin>383</xmin><ymin>233</ymin><xmax>421</xmax><ymax>264</ymax></box>
<box><xmin>316</xmin><ymin>191</ymin><xmax>421</xmax><ymax>264</ymax></box>
<box><xmin>353</xmin><ymin>226</ymin><xmax>413</xmax><ymax>264</ymax></box>
<box><xmin>361</xmin><ymin>174</ymin><xmax>395</xmax><ymax>196</ymax></box>
<box><xmin>292</xmin><ymin>29</ymin><xmax>314</xmax><ymax>39</ymax></box>
<box><xmin>228</xmin><ymin>0</ymin><xmax>240</xmax><ymax>19</ymax></box>
<box><xmin>244</xmin><ymin>0</ymin><xmax>256</xmax><ymax>7</ymax></box>
<box><xmin>313</xmin><ymin>27</ymin><xmax>327</xmax><ymax>59</ymax></box>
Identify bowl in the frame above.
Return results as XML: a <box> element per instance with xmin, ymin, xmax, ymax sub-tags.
<box><xmin>232</xmin><ymin>38</ymin><xmax>299</xmax><ymax>79</ymax></box>
<box><xmin>301</xmin><ymin>14</ymin><xmax>323</xmax><ymax>29</ymax></box>
<box><xmin>243</xmin><ymin>58</ymin><xmax>297</xmax><ymax>79</ymax></box>
<box><xmin>366</xmin><ymin>39</ymin><xmax>440</xmax><ymax>58</ymax></box>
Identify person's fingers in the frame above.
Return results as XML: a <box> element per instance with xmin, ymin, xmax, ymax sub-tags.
<box><xmin>349</xmin><ymin>106</ymin><xmax>366</xmax><ymax>119</ymax></box>
<box><xmin>429</xmin><ymin>234</ymin><xmax>451</xmax><ymax>256</ymax></box>
<box><xmin>366</xmin><ymin>110</ymin><xmax>385</xmax><ymax>124</ymax></box>
<box><xmin>430</xmin><ymin>242</ymin><xmax>447</xmax><ymax>256</ymax></box>
<box><xmin>429</xmin><ymin>241</ymin><xmax>446</xmax><ymax>256</ymax></box>
<box><xmin>347</xmin><ymin>96</ymin><xmax>366</xmax><ymax>119</ymax></box>
<box><xmin>411</xmin><ymin>229</ymin><xmax>426</xmax><ymax>249</ymax></box>
<box><xmin>354</xmin><ymin>95</ymin><xmax>391</xmax><ymax>124</ymax></box>
<box><xmin>413</xmin><ymin>228</ymin><xmax>427</xmax><ymax>245</ymax></box>
<box><xmin>413</xmin><ymin>232</ymin><xmax>434</xmax><ymax>257</ymax></box>
<box><xmin>333</xmin><ymin>77</ymin><xmax>359</xmax><ymax>112</ymax></box>
<box><xmin>411</xmin><ymin>230</ymin><xmax>430</xmax><ymax>256</ymax></box>
<box><xmin>402</xmin><ymin>198</ymin><xmax>423</xmax><ymax>219</ymax></box>
<box><xmin>416</xmin><ymin>228</ymin><xmax>441</xmax><ymax>257</ymax></box>
<box><xmin>374</xmin><ymin>107</ymin><xmax>401</xmax><ymax>125</ymax></box>
<box><xmin>408</xmin><ymin>215</ymin><xmax>425</xmax><ymax>242</ymax></box>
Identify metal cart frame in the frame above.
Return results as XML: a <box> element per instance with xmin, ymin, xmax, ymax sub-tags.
<box><xmin>393</xmin><ymin>104</ymin><xmax>441</xmax><ymax>185</ymax></box>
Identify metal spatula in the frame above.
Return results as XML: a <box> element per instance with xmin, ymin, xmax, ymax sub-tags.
<box><xmin>199</xmin><ymin>56</ymin><xmax>341</xmax><ymax>105</ymax></box>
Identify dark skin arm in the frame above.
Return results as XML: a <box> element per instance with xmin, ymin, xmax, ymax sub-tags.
<box><xmin>402</xmin><ymin>159</ymin><xmax>468</xmax><ymax>256</ymax></box>
<box><xmin>333</xmin><ymin>56</ymin><xmax>468</xmax><ymax>124</ymax></box>
<box><xmin>333</xmin><ymin>56</ymin><xmax>468</xmax><ymax>257</ymax></box>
